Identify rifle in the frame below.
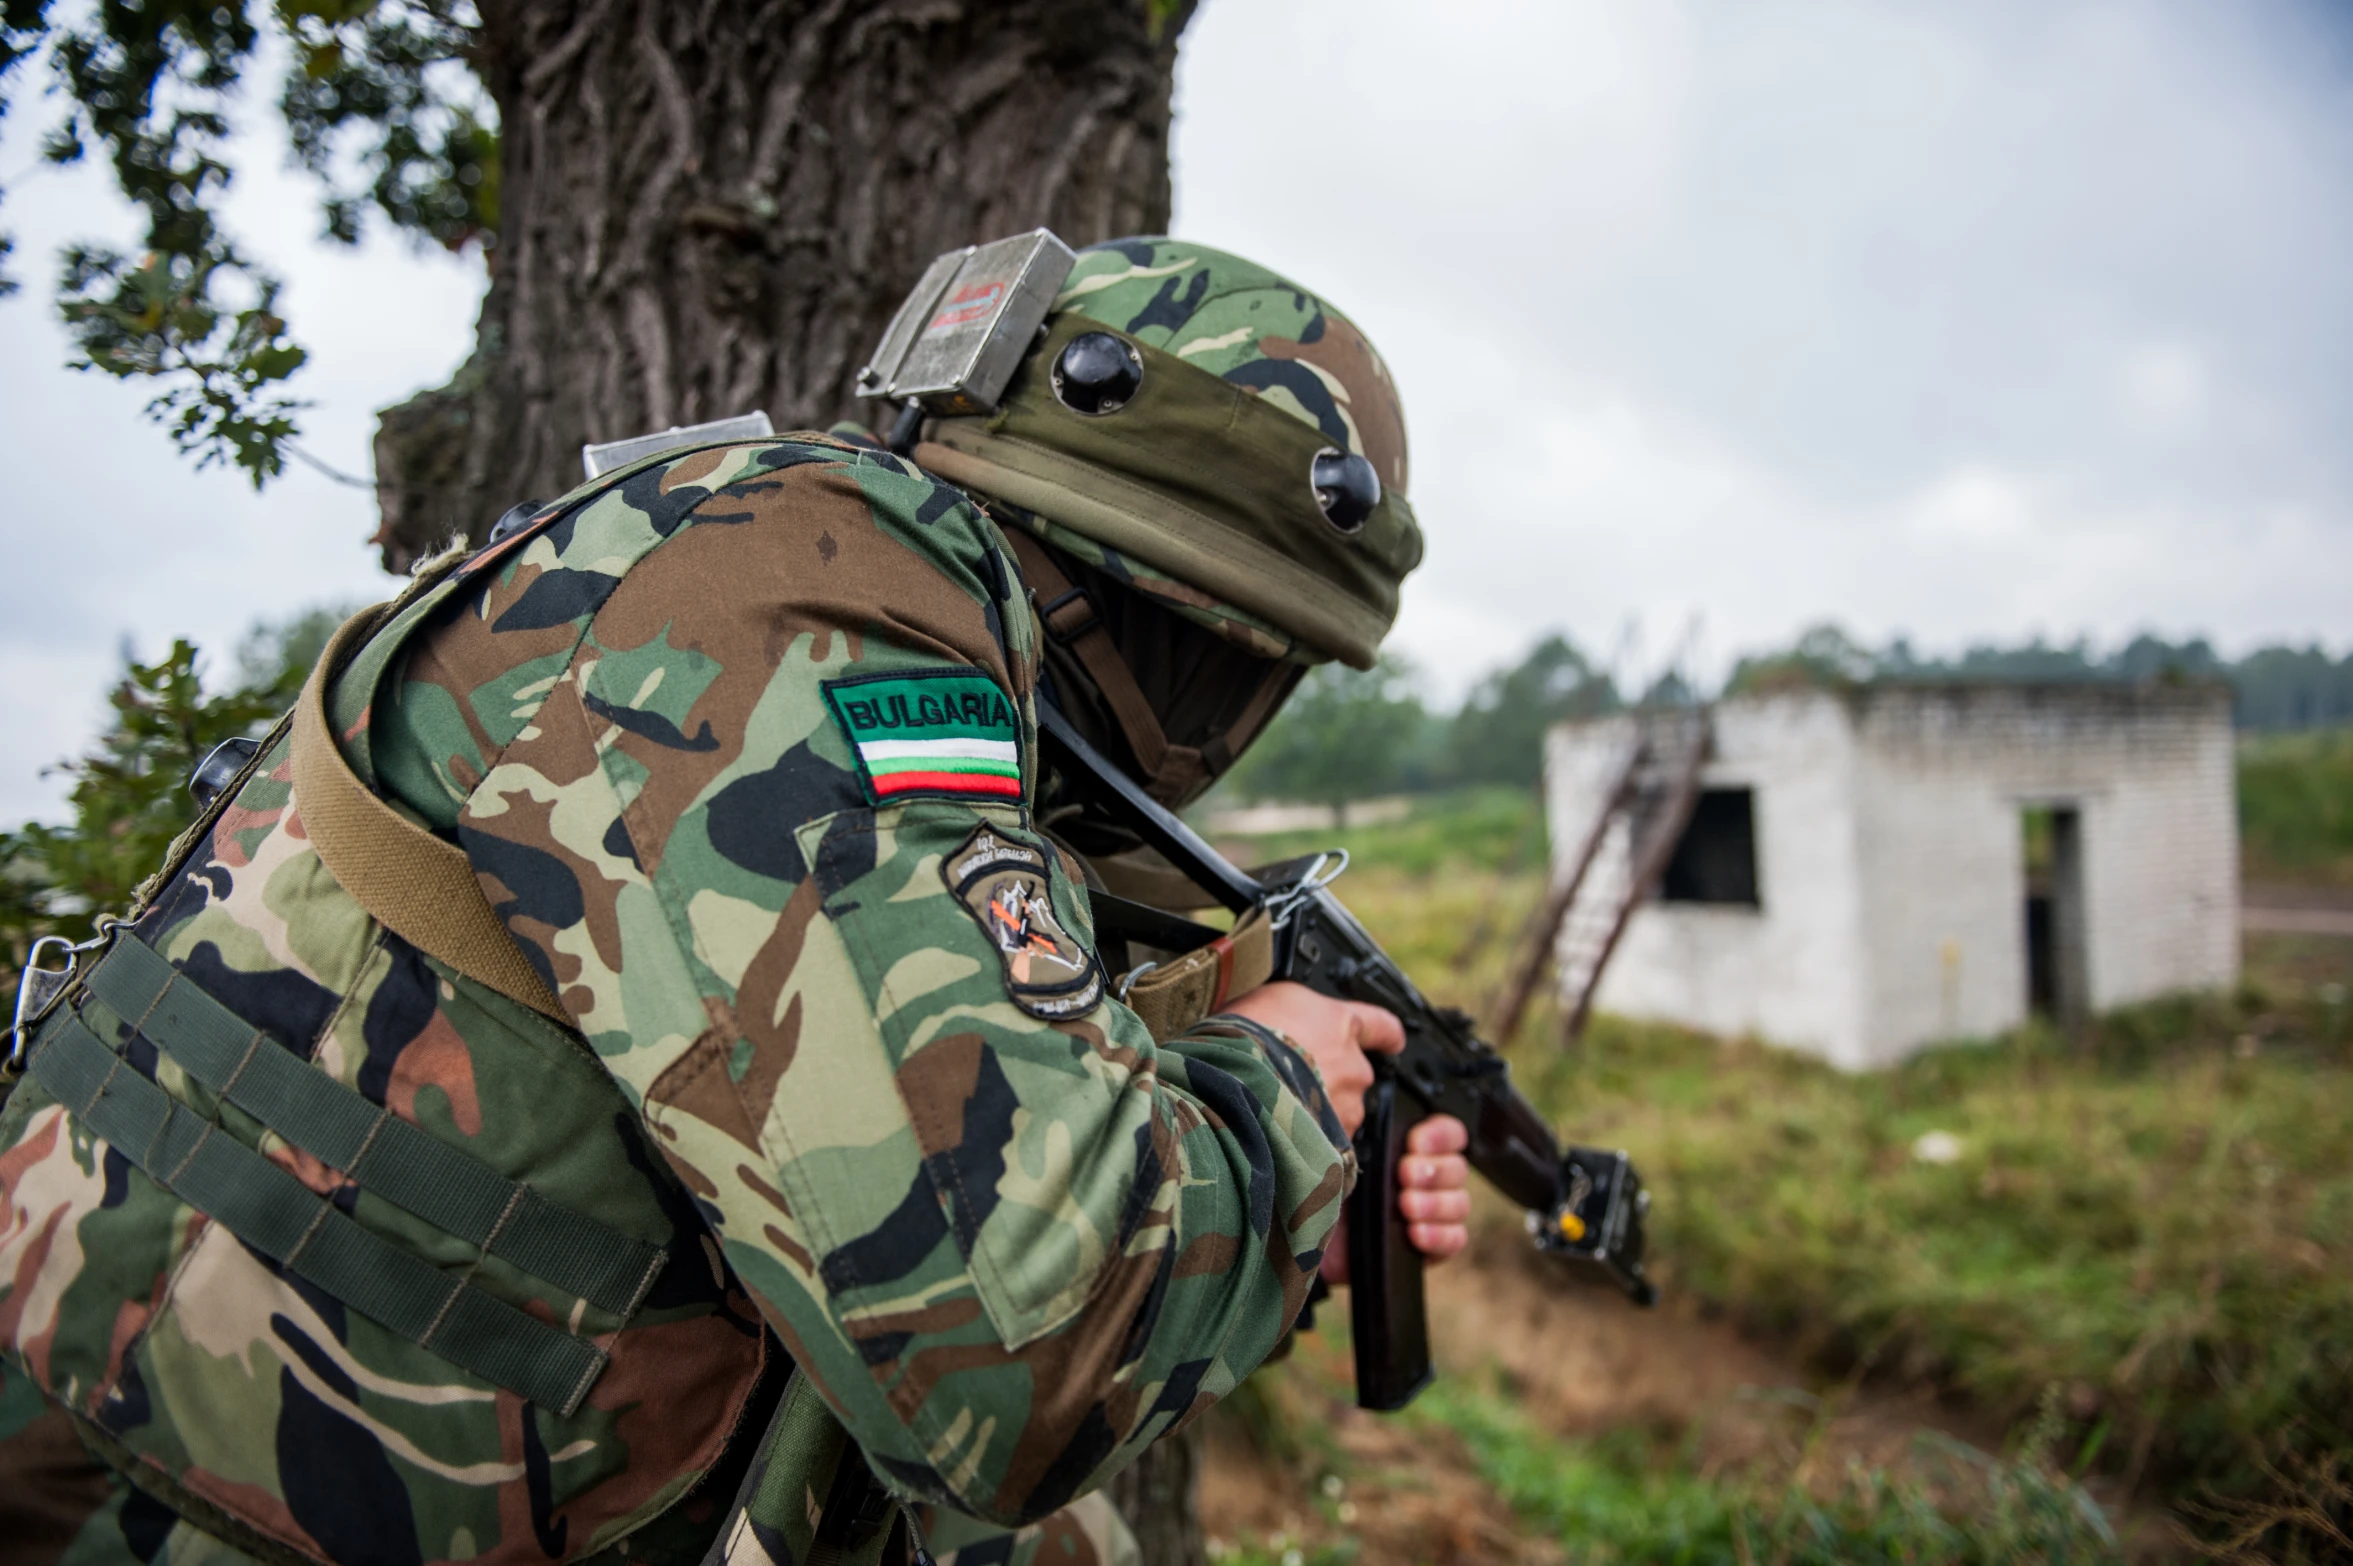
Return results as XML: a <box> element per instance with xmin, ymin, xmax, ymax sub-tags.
<box><xmin>1039</xmin><ymin>704</ymin><xmax>1655</xmax><ymax>1412</ymax></box>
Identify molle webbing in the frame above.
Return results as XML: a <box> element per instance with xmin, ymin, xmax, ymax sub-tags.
<box><xmin>31</xmin><ymin>1007</ymin><xmax>609</xmax><ymax>1415</ymax></box>
<box><xmin>84</xmin><ymin>936</ymin><xmax>667</xmax><ymax>1318</ymax></box>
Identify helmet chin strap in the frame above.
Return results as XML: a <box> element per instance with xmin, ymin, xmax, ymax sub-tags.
<box><xmin>1003</xmin><ymin>528</ymin><xmax>1290</xmax><ymax>808</ymax></box>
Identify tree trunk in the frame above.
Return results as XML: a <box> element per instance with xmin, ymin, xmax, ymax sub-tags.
<box><xmin>371</xmin><ymin>6</ymin><xmax>1210</xmax><ymax>1561</ymax></box>
<box><xmin>372</xmin><ymin>0</ymin><xmax>1197</xmax><ymax>570</ymax></box>
<box><xmin>1107</xmin><ymin>1421</ymin><xmax>1206</xmax><ymax>1566</ymax></box>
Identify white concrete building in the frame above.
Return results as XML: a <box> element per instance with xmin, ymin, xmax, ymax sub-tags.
<box><xmin>1544</xmin><ymin>685</ymin><xmax>2239</xmax><ymax>1069</ymax></box>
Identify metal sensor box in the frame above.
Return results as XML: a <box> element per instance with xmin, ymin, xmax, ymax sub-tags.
<box><xmin>858</xmin><ymin>230</ymin><xmax>1077</xmax><ymax>416</ymax></box>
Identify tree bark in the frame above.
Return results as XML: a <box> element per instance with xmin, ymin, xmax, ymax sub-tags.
<box><xmin>1107</xmin><ymin>1420</ymin><xmax>1206</xmax><ymax>1566</ymax></box>
<box><xmin>373</xmin><ymin>0</ymin><xmax>1197</xmax><ymax>570</ymax></box>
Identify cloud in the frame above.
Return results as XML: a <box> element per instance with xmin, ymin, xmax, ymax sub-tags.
<box><xmin>2115</xmin><ymin>344</ymin><xmax>2206</xmax><ymax>431</ymax></box>
<box><xmin>1175</xmin><ymin>0</ymin><xmax>2353</xmax><ymax>696</ymax></box>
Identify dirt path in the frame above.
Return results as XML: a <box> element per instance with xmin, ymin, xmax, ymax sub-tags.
<box><xmin>2243</xmin><ymin>882</ymin><xmax>2353</xmax><ymax>936</ymax></box>
<box><xmin>1199</xmin><ymin>1231</ymin><xmax>2141</xmax><ymax>1564</ymax></box>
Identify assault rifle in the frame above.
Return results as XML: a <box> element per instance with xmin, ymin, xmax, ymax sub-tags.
<box><xmin>1038</xmin><ymin>704</ymin><xmax>1654</xmax><ymax>1412</ymax></box>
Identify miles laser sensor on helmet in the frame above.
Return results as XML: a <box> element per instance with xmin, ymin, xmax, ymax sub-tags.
<box><xmin>859</xmin><ymin>230</ymin><xmax>1078</xmax><ymax>419</ymax></box>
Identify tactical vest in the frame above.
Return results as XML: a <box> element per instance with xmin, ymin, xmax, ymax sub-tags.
<box><xmin>0</xmin><ymin>491</ymin><xmax>915</xmax><ymax>1566</ymax></box>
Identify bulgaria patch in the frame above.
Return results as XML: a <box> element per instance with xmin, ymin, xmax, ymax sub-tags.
<box><xmin>823</xmin><ymin>668</ymin><xmax>1023</xmax><ymax>804</ymax></box>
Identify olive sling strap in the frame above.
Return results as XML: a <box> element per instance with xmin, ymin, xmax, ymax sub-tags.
<box><xmin>996</xmin><ymin>530</ymin><xmax>1280</xmax><ymax>1041</ymax></box>
<box><xmin>698</xmin><ymin>1369</ymin><xmax>930</xmax><ymax>1566</ymax></box>
<box><xmin>291</xmin><ymin>597</ymin><xmax>570</xmax><ymax>1022</ymax></box>
<box><xmin>1117</xmin><ymin>905</ymin><xmax>1276</xmax><ymax>1045</ymax></box>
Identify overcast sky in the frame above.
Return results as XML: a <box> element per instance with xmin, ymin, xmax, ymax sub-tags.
<box><xmin>2</xmin><ymin>0</ymin><xmax>2348</xmax><ymax>821</ymax></box>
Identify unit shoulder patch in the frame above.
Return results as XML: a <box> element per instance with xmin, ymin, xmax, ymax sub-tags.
<box><xmin>943</xmin><ymin>824</ymin><xmax>1103</xmax><ymax>1021</ymax></box>
<box><xmin>823</xmin><ymin>667</ymin><xmax>1022</xmax><ymax>804</ymax></box>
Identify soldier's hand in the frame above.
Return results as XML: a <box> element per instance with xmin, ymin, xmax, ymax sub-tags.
<box><xmin>1220</xmin><ymin>979</ymin><xmax>1403</xmax><ymax>1137</ymax></box>
<box><xmin>1216</xmin><ymin>982</ymin><xmax>1471</xmax><ymax>1279</ymax></box>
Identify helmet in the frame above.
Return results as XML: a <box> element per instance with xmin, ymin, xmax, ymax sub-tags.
<box><xmin>914</xmin><ymin>238</ymin><xmax>1422</xmax><ymax>671</ymax></box>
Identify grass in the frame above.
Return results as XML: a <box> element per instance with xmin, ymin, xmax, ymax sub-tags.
<box><xmin>1514</xmin><ymin>990</ymin><xmax>2353</xmax><ymax>1554</ymax></box>
<box><xmin>1212</xmin><ymin>784</ymin><xmax>2353</xmax><ymax>1558</ymax></box>
<box><xmin>1413</xmin><ymin>1378</ymin><xmax>2119</xmax><ymax>1565</ymax></box>
<box><xmin>1212</xmin><ymin>1315</ymin><xmax>2122</xmax><ymax>1566</ymax></box>
<box><xmin>2238</xmin><ymin>729</ymin><xmax>2353</xmax><ymax>886</ymax></box>
<box><xmin>1205</xmin><ymin>785</ymin><xmax>1548</xmax><ymax>879</ymax></box>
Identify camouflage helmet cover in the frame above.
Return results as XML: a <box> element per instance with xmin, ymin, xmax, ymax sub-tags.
<box><xmin>916</xmin><ymin>238</ymin><xmax>1423</xmax><ymax>670</ymax></box>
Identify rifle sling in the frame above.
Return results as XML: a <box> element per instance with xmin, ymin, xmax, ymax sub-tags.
<box><xmin>291</xmin><ymin>597</ymin><xmax>570</xmax><ymax>1023</ymax></box>
<box><xmin>1004</xmin><ymin>528</ymin><xmax>1214</xmax><ymax>803</ymax></box>
<box><xmin>1116</xmin><ymin>906</ymin><xmax>1276</xmax><ymax>1044</ymax></box>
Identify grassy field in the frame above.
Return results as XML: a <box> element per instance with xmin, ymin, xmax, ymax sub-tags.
<box><xmin>1200</xmin><ymin>788</ymin><xmax>2353</xmax><ymax>1562</ymax></box>
<box><xmin>1211</xmin><ymin>1364</ymin><xmax>2124</xmax><ymax>1566</ymax></box>
<box><xmin>2239</xmin><ymin>729</ymin><xmax>2353</xmax><ymax>887</ymax></box>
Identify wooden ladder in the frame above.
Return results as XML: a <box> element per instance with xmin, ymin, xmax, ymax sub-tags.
<box><xmin>1489</xmin><ymin>708</ymin><xmax>1712</xmax><ymax>1046</ymax></box>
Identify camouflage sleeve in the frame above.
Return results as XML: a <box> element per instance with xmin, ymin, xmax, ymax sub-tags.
<box><xmin>370</xmin><ymin>439</ymin><xmax>1351</xmax><ymax>1528</ymax></box>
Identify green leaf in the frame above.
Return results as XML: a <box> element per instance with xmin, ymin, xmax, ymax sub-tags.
<box><xmin>14</xmin><ymin>1</ymin><xmax>492</xmax><ymax>482</ymax></box>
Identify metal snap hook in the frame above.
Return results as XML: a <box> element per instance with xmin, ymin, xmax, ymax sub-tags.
<box><xmin>1115</xmin><ymin>961</ymin><xmax>1161</xmax><ymax>1004</ymax></box>
<box><xmin>10</xmin><ymin>931</ymin><xmax>97</xmax><ymax>1068</ymax></box>
<box><xmin>1265</xmin><ymin>849</ymin><xmax>1351</xmax><ymax>929</ymax></box>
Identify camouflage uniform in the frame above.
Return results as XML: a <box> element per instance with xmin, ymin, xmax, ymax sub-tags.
<box><xmin>0</xmin><ymin>240</ymin><xmax>1416</xmax><ymax>1566</ymax></box>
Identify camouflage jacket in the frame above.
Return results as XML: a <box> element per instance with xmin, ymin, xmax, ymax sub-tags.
<box><xmin>0</xmin><ymin>432</ymin><xmax>1351</xmax><ymax>1564</ymax></box>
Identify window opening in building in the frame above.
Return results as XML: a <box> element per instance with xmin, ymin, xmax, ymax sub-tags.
<box><xmin>1660</xmin><ymin>788</ymin><xmax>1760</xmax><ymax>907</ymax></box>
<box><xmin>2021</xmin><ymin>805</ymin><xmax>2087</xmax><ymax>1023</ymax></box>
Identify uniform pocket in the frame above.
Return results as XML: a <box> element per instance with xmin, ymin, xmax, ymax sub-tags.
<box><xmin>793</xmin><ymin>803</ymin><xmax>1152</xmax><ymax>1350</ymax></box>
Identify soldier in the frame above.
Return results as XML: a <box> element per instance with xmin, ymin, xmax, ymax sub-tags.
<box><xmin>0</xmin><ymin>238</ymin><xmax>1472</xmax><ymax>1566</ymax></box>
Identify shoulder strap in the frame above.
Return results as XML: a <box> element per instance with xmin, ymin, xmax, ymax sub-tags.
<box><xmin>1002</xmin><ymin>528</ymin><xmax>1213</xmax><ymax>805</ymax></box>
<box><xmin>291</xmin><ymin>590</ymin><xmax>571</xmax><ymax>1022</ymax></box>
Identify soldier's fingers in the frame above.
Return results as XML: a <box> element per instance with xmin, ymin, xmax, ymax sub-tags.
<box><xmin>1406</xmin><ymin>1115</ymin><xmax>1468</xmax><ymax>1158</ymax></box>
<box><xmin>1398</xmin><ymin>1188</ymin><xmax>1470</xmax><ymax>1223</ymax></box>
<box><xmin>1401</xmin><ymin>1153</ymin><xmax>1469</xmax><ymax>1190</ymax></box>
<box><xmin>1311</xmin><ymin>1052</ymin><xmax>1374</xmax><ymax>1138</ymax></box>
<box><xmin>1317</xmin><ymin>1047</ymin><xmax>1375</xmax><ymax>1107</ymax></box>
<box><xmin>1408</xmin><ymin>1222</ymin><xmax>1469</xmax><ymax>1261</ymax></box>
<box><xmin>1346</xmin><ymin>1001</ymin><xmax>1407</xmax><ymax>1056</ymax></box>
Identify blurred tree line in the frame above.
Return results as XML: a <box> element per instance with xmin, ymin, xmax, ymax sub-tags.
<box><xmin>1218</xmin><ymin>622</ymin><xmax>2353</xmax><ymax>812</ymax></box>
<box><xmin>1217</xmin><ymin>635</ymin><xmax>1622</xmax><ymax>809</ymax></box>
<box><xmin>1726</xmin><ymin>623</ymin><xmax>2353</xmax><ymax>729</ymax></box>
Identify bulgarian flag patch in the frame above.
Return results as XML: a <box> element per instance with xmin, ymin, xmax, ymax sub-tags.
<box><xmin>823</xmin><ymin>668</ymin><xmax>1023</xmax><ymax>804</ymax></box>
